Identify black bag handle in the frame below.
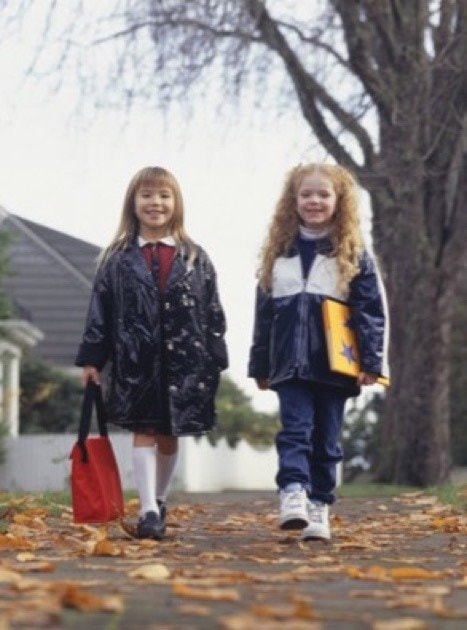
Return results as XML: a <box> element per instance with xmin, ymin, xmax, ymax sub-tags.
<box><xmin>77</xmin><ymin>382</ymin><xmax>108</xmax><ymax>462</ymax></box>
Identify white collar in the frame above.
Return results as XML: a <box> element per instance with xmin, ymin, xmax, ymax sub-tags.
<box><xmin>138</xmin><ymin>235</ymin><xmax>176</xmax><ymax>247</ymax></box>
<box><xmin>299</xmin><ymin>225</ymin><xmax>331</xmax><ymax>241</ymax></box>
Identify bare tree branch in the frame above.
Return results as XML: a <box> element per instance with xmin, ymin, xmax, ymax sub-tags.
<box><xmin>245</xmin><ymin>0</ymin><xmax>375</xmax><ymax>173</ymax></box>
<box><xmin>424</xmin><ymin>1</ymin><xmax>466</xmax><ymax>260</ymax></box>
<box><xmin>274</xmin><ymin>19</ymin><xmax>350</xmax><ymax>69</ymax></box>
<box><xmin>92</xmin><ymin>17</ymin><xmax>261</xmax><ymax>46</ymax></box>
<box><xmin>362</xmin><ymin>0</ymin><xmax>399</xmax><ymax>67</ymax></box>
<box><xmin>433</xmin><ymin>0</ymin><xmax>457</xmax><ymax>54</ymax></box>
<box><xmin>330</xmin><ymin>0</ymin><xmax>393</xmax><ymax>121</ymax></box>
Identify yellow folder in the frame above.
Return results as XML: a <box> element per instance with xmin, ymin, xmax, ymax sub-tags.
<box><xmin>322</xmin><ymin>298</ymin><xmax>390</xmax><ymax>387</ymax></box>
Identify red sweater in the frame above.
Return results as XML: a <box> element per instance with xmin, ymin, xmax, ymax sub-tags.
<box><xmin>141</xmin><ymin>242</ymin><xmax>176</xmax><ymax>295</ymax></box>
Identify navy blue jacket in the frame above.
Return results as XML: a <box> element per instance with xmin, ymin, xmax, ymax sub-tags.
<box><xmin>248</xmin><ymin>238</ymin><xmax>389</xmax><ymax>396</ymax></box>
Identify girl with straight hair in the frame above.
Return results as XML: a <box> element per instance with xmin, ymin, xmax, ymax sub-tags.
<box><xmin>77</xmin><ymin>166</ymin><xmax>228</xmax><ymax>539</ymax></box>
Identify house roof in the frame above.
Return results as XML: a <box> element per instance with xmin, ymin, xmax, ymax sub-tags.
<box><xmin>0</xmin><ymin>208</ymin><xmax>101</xmax><ymax>367</ymax></box>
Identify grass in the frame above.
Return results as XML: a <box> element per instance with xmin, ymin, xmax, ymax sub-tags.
<box><xmin>0</xmin><ymin>491</ymin><xmax>71</xmax><ymax>518</ymax></box>
<box><xmin>0</xmin><ymin>484</ymin><xmax>465</xmax><ymax>518</ymax></box>
<box><xmin>338</xmin><ymin>483</ymin><xmax>417</xmax><ymax>499</ymax></box>
<box><xmin>0</xmin><ymin>490</ymin><xmax>140</xmax><ymax>517</ymax></box>
<box><xmin>339</xmin><ymin>482</ymin><xmax>467</xmax><ymax>511</ymax></box>
<box><xmin>426</xmin><ymin>483</ymin><xmax>467</xmax><ymax>511</ymax></box>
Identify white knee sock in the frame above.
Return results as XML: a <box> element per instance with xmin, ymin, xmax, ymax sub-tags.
<box><xmin>156</xmin><ymin>450</ymin><xmax>178</xmax><ymax>503</ymax></box>
<box><xmin>132</xmin><ymin>446</ymin><xmax>159</xmax><ymax>516</ymax></box>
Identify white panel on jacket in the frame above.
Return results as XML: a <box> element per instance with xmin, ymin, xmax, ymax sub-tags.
<box><xmin>306</xmin><ymin>254</ymin><xmax>343</xmax><ymax>300</ymax></box>
<box><xmin>272</xmin><ymin>255</ymin><xmax>303</xmax><ymax>298</ymax></box>
<box><xmin>272</xmin><ymin>253</ymin><xmax>343</xmax><ymax>300</ymax></box>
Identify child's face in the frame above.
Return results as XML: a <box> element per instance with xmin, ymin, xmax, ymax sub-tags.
<box><xmin>296</xmin><ymin>172</ymin><xmax>337</xmax><ymax>229</ymax></box>
<box><xmin>134</xmin><ymin>183</ymin><xmax>175</xmax><ymax>237</ymax></box>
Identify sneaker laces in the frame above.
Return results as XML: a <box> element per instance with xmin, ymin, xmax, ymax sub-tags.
<box><xmin>308</xmin><ymin>501</ymin><xmax>325</xmax><ymax>523</ymax></box>
<box><xmin>283</xmin><ymin>490</ymin><xmax>305</xmax><ymax>507</ymax></box>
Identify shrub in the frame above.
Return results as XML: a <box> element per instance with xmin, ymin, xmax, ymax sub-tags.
<box><xmin>19</xmin><ymin>354</ymin><xmax>82</xmax><ymax>433</ymax></box>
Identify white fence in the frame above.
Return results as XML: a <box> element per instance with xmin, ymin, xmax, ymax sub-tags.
<box><xmin>0</xmin><ymin>434</ymin><xmax>279</xmax><ymax>493</ymax></box>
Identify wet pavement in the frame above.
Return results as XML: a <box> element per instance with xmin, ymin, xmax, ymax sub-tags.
<box><xmin>2</xmin><ymin>490</ymin><xmax>467</xmax><ymax>629</ymax></box>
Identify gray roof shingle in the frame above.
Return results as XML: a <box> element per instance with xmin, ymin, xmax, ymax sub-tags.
<box><xmin>0</xmin><ymin>210</ymin><xmax>101</xmax><ymax>367</ymax></box>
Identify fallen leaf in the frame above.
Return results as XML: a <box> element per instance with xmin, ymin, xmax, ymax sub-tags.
<box><xmin>16</xmin><ymin>552</ymin><xmax>36</xmax><ymax>562</ymax></box>
<box><xmin>15</xmin><ymin>561</ymin><xmax>56</xmax><ymax>573</ymax></box>
<box><xmin>128</xmin><ymin>564</ymin><xmax>170</xmax><ymax>582</ymax></box>
<box><xmin>350</xmin><ymin>589</ymin><xmax>395</xmax><ymax>599</ymax></box>
<box><xmin>173</xmin><ymin>582</ymin><xmax>240</xmax><ymax>602</ymax></box>
<box><xmin>198</xmin><ymin>551</ymin><xmax>236</xmax><ymax>562</ymax></box>
<box><xmin>389</xmin><ymin>567</ymin><xmax>444</xmax><ymax>581</ymax></box>
<box><xmin>347</xmin><ymin>565</ymin><xmax>389</xmax><ymax>581</ymax></box>
<box><xmin>12</xmin><ymin>514</ymin><xmax>47</xmax><ymax>530</ymax></box>
<box><xmin>250</xmin><ymin>602</ymin><xmax>316</xmax><ymax>620</ymax></box>
<box><xmin>347</xmin><ymin>564</ymin><xmax>446</xmax><ymax>583</ymax></box>
<box><xmin>220</xmin><ymin>613</ymin><xmax>321</xmax><ymax>630</ymax></box>
<box><xmin>0</xmin><ymin>534</ymin><xmax>36</xmax><ymax>551</ymax></box>
<box><xmin>0</xmin><ymin>568</ymin><xmax>21</xmax><ymax>585</ymax></box>
<box><xmin>372</xmin><ymin>618</ymin><xmax>428</xmax><ymax>629</ymax></box>
<box><xmin>386</xmin><ymin>595</ymin><xmax>438</xmax><ymax>611</ymax></box>
<box><xmin>118</xmin><ymin>520</ymin><xmax>138</xmax><ymax>539</ymax></box>
<box><xmin>335</xmin><ymin>541</ymin><xmax>381</xmax><ymax>551</ymax></box>
<box><xmin>179</xmin><ymin>604</ymin><xmax>211</xmax><ymax>616</ymax></box>
<box><xmin>91</xmin><ymin>540</ymin><xmax>123</xmax><ymax>557</ymax></box>
<box><xmin>59</xmin><ymin>584</ymin><xmax>124</xmax><ymax>612</ymax></box>
<box><xmin>430</xmin><ymin>517</ymin><xmax>466</xmax><ymax>533</ymax></box>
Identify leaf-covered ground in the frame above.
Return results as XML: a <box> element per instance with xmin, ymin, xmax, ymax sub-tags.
<box><xmin>0</xmin><ymin>489</ymin><xmax>466</xmax><ymax>628</ymax></box>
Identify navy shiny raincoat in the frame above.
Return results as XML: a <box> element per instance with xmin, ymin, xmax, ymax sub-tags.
<box><xmin>75</xmin><ymin>240</ymin><xmax>228</xmax><ymax>435</ymax></box>
<box><xmin>248</xmin><ymin>238</ymin><xmax>389</xmax><ymax>397</ymax></box>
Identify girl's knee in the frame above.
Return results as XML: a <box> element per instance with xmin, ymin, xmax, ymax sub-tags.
<box><xmin>156</xmin><ymin>435</ymin><xmax>178</xmax><ymax>454</ymax></box>
<box><xmin>133</xmin><ymin>433</ymin><xmax>157</xmax><ymax>447</ymax></box>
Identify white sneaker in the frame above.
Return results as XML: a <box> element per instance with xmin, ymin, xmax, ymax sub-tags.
<box><xmin>301</xmin><ymin>500</ymin><xmax>330</xmax><ymax>541</ymax></box>
<box><xmin>279</xmin><ymin>486</ymin><xmax>309</xmax><ymax>530</ymax></box>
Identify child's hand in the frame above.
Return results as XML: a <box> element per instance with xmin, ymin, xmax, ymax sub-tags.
<box><xmin>255</xmin><ymin>378</ymin><xmax>269</xmax><ymax>390</ymax></box>
<box><xmin>81</xmin><ymin>366</ymin><xmax>101</xmax><ymax>387</ymax></box>
<box><xmin>357</xmin><ymin>372</ymin><xmax>378</xmax><ymax>386</ymax></box>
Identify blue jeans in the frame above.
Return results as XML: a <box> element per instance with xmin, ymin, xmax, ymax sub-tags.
<box><xmin>274</xmin><ymin>379</ymin><xmax>347</xmax><ymax>504</ymax></box>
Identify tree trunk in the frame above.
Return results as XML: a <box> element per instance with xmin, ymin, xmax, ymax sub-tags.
<box><xmin>370</xmin><ymin>174</ymin><xmax>454</xmax><ymax>485</ymax></box>
<box><xmin>376</xmin><ymin>265</ymin><xmax>452</xmax><ymax>485</ymax></box>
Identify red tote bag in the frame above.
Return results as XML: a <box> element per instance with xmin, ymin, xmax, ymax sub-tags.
<box><xmin>70</xmin><ymin>382</ymin><xmax>124</xmax><ymax>524</ymax></box>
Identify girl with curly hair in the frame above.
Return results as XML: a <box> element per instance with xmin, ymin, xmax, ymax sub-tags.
<box><xmin>248</xmin><ymin>163</ymin><xmax>389</xmax><ymax>541</ymax></box>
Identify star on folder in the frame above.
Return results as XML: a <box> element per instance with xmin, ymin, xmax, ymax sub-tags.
<box><xmin>340</xmin><ymin>342</ymin><xmax>357</xmax><ymax>365</ymax></box>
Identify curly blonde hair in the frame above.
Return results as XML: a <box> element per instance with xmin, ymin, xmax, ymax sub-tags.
<box><xmin>258</xmin><ymin>163</ymin><xmax>364</xmax><ymax>296</ymax></box>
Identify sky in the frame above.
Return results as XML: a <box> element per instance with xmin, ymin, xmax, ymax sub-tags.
<box><xmin>0</xmin><ymin>4</ymin><xmax>372</xmax><ymax>413</ymax></box>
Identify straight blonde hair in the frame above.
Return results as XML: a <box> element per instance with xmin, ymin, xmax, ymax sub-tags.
<box><xmin>258</xmin><ymin>163</ymin><xmax>364</xmax><ymax>296</ymax></box>
<box><xmin>100</xmin><ymin>166</ymin><xmax>195</xmax><ymax>263</ymax></box>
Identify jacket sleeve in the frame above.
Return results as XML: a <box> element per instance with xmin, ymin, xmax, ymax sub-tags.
<box><xmin>75</xmin><ymin>262</ymin><xmax>113</xmax><ymax>370</ymax></box>
<box><xmin>348</xmin><ymin>251</ymin><xmax>389</xmax><ymax>376</ymax></box>
<box><xmin>203</xmin><ymin>255</ymin><xmax>229</xmax><ymax>371</ymax></box>
<box><xmin>248</xmin><ymin>284</ymin><xmax>274</xmax><ymax>379</ymax></box>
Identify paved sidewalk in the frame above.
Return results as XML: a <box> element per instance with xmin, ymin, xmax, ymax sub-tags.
<box><xmin>1</xmin><ymin>490</ymin><xmax>467</xmax><ymax>628</ymax></box>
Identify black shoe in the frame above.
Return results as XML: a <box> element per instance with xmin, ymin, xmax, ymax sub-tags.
<box><xmin>157</xmin><ymin>500</ymin><xmax>167</xmax><ymax>534</ymax></box>
<box><xmin>136</xmin><ymin>510</ymin><xmax>165</xmax><ymax>540</ymax></box>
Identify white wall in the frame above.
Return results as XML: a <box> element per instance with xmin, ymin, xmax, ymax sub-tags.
<box><xmin>0</xmin><ymin>434</ymin><xmax>278</xmax><ymax>493</ymax></box>
<box><xmin>178</xmin><ymin>438</ymin><xmax>278</xmax><ymax>492</ymax></box>
<box><xmin>0</xmin><ymin>434</ymin><xmax>341</xmax><ymax>493</ymax></box>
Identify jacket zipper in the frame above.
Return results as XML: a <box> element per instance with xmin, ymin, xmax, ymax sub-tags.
<box><xmin>295</xmin><ymin>276</ymin><xmax>308</xmax><ymax>372</ymax></box>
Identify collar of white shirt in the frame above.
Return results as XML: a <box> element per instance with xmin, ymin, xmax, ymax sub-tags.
<box><xmin>138</xmin><ymin>235</ymin><xmax>176</xmax><ymax>247</ymax></box>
